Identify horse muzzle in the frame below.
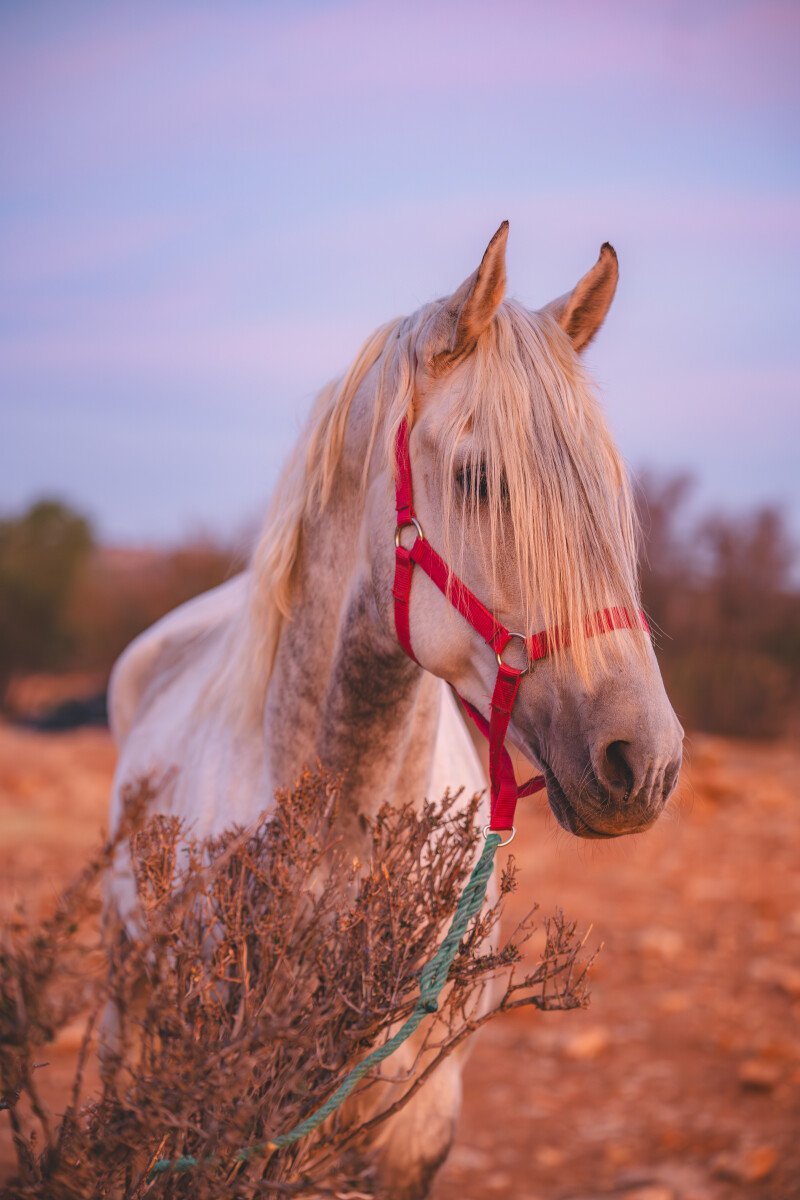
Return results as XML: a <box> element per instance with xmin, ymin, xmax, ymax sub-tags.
<box><xmin>541</xmin><ymin>744</ymin><xmax>681</xmax><ymax>840</ymax></box>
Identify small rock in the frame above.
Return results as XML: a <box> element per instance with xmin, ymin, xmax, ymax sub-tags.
<box><xmin>604</xmin><ymin>1141</ymin><xmax>634</xmax><ymax>1165</ymax></box>
<box><xmin>535</xmin><ymin>1145</ymin><xmax>564</xmax><ymax>1168</ymax></box>
<box><xmin>638</xmin><ymin>928</ymin><xmax>684</xmax><ymax>960</ymax></box>
<box><xmin>486</xmin><ymin>1170</ymin><xmax>513</xmax><ymax>1191</ymax></box>
<box><xmin>753</xmin><ymin>918</ymin><xmax>780</xmax><ymax>946</ymax></box>
<box><xmin>563</xmin><ymin>1025</ymin><xmax>610</xmax><ymax>1060</ymax></box>
<box><xmin>738</xmin><ymin>1057</ymin><xmax>783</xmax><ymax>1091</ymax></box>
<box><xmin>618</xmin><ymin>1163</ymin><xmax>714</xmax><ymax>1199</ymax></box>
<box><xmin>749</xmin><ymin>957</ymin><xmax>800</xmax><ymax>997</ymax></box>
<box><xmin>687</xmin><ymin>876</ymin><xmax>733</xmax><ymax>901</ymax></box>
<box><xmin>697</xmin><ymin>771</ymin><xmax>737</xmax><ymax>803</ymax></box>
<box><xmin>657</xmin><ymin>990</ymin><xmax>691</xmax><ymax>1014</ymax></box>
<box><xmin>658</xmin><ymin>1125</ymin><xmax>688</xmax><ymax>1152</ymax></box>
<box><xmin>620</xmin><ymin>1188</ymin><xmax>675</xmax><ymax>1200</ymax></box>
<box><xmin>760</xmin><ymin>783</ymin><xmax>792</xmax><ymax>809</ymax></box>
<box><xmin>446</xmin><ymin>1145</ymin><xmax>491</xmax><ymax>1171</ymax></box>
<box><xmin>713</xmin><ymin>1143</ymin><xmax>778</xmax><ymax>1183</ymax></box>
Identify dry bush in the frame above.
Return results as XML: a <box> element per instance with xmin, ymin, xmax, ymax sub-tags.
<box><xmin>1</xmin><ymin>772</ymin><xmax>592</xmax><ymax>1199</ymax></box>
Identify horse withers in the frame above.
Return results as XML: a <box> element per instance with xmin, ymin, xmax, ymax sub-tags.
<box><xmin>106</xmin><ymin>223</ymin><xmax>683</xmax><ymax>1198</ymax></box>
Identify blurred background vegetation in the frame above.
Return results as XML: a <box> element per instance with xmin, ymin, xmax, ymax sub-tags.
<box><xmin>638</xmin><ymin>477</ymin><xmax>799</xmax><ymax>737</ymax></box>
<box><xmin>0</xmin><ymin>500</ymin><xmax>240</xmax><ymax>725</ymax></box>
<box><xmin>0</xmin><ymin>482</ymin><xmax>797</xmax><ymax>738</ymax></box>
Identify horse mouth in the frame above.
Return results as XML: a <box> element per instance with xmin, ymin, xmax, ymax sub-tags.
<box><xmin>541</xmin><ymin>762</ymin><xmax>621</xmax><ymax>840</ymax></box>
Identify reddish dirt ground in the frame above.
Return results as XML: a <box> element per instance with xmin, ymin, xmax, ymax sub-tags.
<box><xmin>0</xmin><ymin>724</ymin><xmax>798</xmax><ymax>1199</ymax></box>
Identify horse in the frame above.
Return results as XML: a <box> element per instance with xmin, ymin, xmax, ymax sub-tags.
<box><xmin>105</xmin><ymin>222</ymin><xmax>683</xmax><ymax>1198</ymax></box>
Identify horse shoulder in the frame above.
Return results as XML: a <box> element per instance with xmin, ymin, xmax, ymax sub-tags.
<box><xmin>108</xmin><ymin>574</ymin><xmax>248</xmax><ymax>747</ymax></box>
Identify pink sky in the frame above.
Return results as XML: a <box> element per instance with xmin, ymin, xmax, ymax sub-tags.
<box><xmin>1</xmin><ymin>0</ymin><xmax>798</xmax><ymax>540</ymax></box>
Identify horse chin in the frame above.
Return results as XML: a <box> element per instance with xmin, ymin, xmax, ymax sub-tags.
<box><xmin>547</xmin><ymin>789</ymin><xmax>619</xmax><ymax>839</ymax></box>
<box><xmin>542</xmin><ymin>763</ymin><xmax>652</xmax><ymax>840</ymax></box>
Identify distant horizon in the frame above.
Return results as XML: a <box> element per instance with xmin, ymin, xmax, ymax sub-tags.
<box><xmin>2</xmin><ymin>1</ymin><xmax>798</xmax><ymax>542</ymax></box>
<box><xmin>12</xmin><ymin>449</ymin><xmax>795</xmax><ymax>559</ymax></box>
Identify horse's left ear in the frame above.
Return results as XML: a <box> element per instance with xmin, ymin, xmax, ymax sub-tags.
<box><xmin>432</xmin><ymin>221</ymin><xmax>508</xmax><ymax>370</ymax></box>
<box><xmin>544</xmin><ymin>242</ymin><xmax>619</xmax><ymax>352</ymax></box>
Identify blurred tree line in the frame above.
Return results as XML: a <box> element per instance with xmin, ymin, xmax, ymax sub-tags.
<box><xmin>637</xmin><ymin>473</ymin><xmax>799</xmax><ymax>737</ymax></box>
<box><xmin>0</xmin><ymin>499</ymin><xmax>238</xmax><ymax>714</ymax></box>
<box><xmin>0</xmin><ymin>500</ymin><xmax>93</xmax><ymax>703</ymax></box>
<box><xmin>0</xmin><ymin>485</ymin><xmax>798</xmax><ymax>736</ymax></box>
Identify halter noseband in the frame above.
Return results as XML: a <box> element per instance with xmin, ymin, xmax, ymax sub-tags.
<box><xmin>392</xmin><ymin>417</ymin><xmax>648</xmax><ymax>840</ymax></box>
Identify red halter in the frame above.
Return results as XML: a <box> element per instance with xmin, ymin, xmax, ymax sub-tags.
<box><xmin>392</xmin><ymin>417</ymin><xmax>648</xmax><ymax>839</ymax></box>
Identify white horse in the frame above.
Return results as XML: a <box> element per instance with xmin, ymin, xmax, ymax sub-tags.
<box><xmin>106</xmin><ymin>223</ymin><xmax>683</xmax><ymax>1198</ymax></box>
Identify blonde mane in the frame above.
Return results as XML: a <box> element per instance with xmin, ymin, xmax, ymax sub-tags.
<box><xmin>221</xmin><ymin>296</ymin><xmax>642</xmax><ymax>727</ymax></box>
<box><xmin>434</xmin><ymin>300</ymin><xmax>642</xmax><ymax>678</ymax></box>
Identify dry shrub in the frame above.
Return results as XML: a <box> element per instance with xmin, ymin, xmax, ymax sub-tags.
<box><xmin>1</xmin><ymin>771</ymin><xmax>592</xmax><ymax>1199</ymax></box>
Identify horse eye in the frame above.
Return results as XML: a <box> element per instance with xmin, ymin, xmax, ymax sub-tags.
<box><xmin>455</xmin><ymin>462</ymin><xmax>489</xmax><ymax>502</ymax></box>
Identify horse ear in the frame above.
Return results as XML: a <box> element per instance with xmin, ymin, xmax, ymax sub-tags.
<box><xmin>432</xmin><ymin>221</ymin><xmax>508</xmax><ymax>370</ymax></box>
<box><xmin>544</xmin><ymin>242</ymin><xmax>619</xmax><ymax>352</ymax></box>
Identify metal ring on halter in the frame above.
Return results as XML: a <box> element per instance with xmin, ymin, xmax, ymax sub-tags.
<box><xmin>495</xmin><ymin>632</ymin><xmax>532</xmax><ymax>674</ymax></box>
<box><xmin>483</xmin><ymin>825</ymin><xmax>516</xmax><ymax>847</ymax></box>
<box><xmin>395</xmin><ymin>516</ymin><xmax>425</xmax><ymax>548</ymax></box>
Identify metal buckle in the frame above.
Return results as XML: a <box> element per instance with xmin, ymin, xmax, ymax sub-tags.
<box><xmin>495</xmin><ymin>632</ymin><xmax>531</xmax><ymax>675</ymax></box>
<box><xmin>483</xmin><ymin>825</ymin><xmax>516</xmax><ymax>847</ymax></box>
<box><xmin>395</xmin><ymin>516</ymin><xmax>425</xmax><ymax>548</ymax></box>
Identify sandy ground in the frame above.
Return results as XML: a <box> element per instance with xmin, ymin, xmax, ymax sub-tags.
<box><xmin>0</xmin><ymin>724</ymin><xmax>798</xmax><ymax>1199</ymax></box>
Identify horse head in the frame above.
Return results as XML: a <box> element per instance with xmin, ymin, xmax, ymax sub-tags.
<box><xmin>367</xmin><ymin>223</ymin><xmax>683</xmax><ymax>839</ymax></box>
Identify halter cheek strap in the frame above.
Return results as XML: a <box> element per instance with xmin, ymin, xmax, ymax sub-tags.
<box><xmin>392</xmin><ymin>417</ymin><xmax>649</xmax><ymax>835</ymax></box>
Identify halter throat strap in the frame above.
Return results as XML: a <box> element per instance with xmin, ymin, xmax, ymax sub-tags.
<box><xmin>391</xmin><ymin>417</ymin><xmax>648</xmax><ymax>833</ymax></box>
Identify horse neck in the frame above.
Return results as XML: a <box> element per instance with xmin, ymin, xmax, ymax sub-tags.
<box><xmin>262</xmin><ymin>413</ymin><xmax>441</xmax><ymax>848</ymax></box>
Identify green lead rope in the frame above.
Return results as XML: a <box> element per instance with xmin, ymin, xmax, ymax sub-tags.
<box><xmin>148</xmin><ymin>831</ymin><xmax>501</xmax><ymax>1180</ymax></box>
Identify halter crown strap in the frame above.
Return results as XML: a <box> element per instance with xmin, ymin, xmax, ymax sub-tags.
<box><xmin>392</xmin><ymin>417</ymin><xmax>648</xmax><ymax>832</ymax></box>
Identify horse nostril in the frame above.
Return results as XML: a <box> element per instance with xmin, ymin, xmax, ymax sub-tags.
<box><xmin>663</xmin><ymin>755</ymin><xmax>681</xmax><ymax>799</ymax></box>
<box><xmin>598</xmin><ymin>740</ymin><xmax>636</xmax><ymax>801</ymax></box>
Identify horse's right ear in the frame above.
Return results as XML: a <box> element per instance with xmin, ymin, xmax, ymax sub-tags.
<box><xmin>431</xmin><ymin>221</ymin><xmax>509</xmax><ymax>371</ymax></box>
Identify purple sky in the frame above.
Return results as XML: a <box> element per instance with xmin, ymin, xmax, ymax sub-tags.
<box><xmin>1</xmin><ymin>1</ymin><xmax>798</xmax><ymax>542</ymax></box>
